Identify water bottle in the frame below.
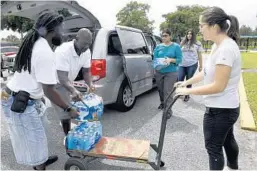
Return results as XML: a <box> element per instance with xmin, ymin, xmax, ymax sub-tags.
<box><xmin>91</xmin><ymin>122</ymin><xmax>96</xmax><ymax>133</ymax></box>
<box><xmin>88</xmin><ymin>129</ymin><xmax>95</xmax><ymax>148</ymax></box>
<box><xmin>92</xmin><ymin>122</ymin><xmax>99</xmax><ymax>143</ymax></box>
<box><xmin>96</xmin><ymin>121</ymin><xmax>102</xmax><ymax>142</ymax></box>
<box><xmin>97</xmin><ymin>104</ymin><xmax>103</xmax><ymax>119</ymax></box>
<box><xmin>77</xmin><ymin>132</ymin><xmax>84</xmax><ymax>150</ymax></box>
<box><xmin>83</xmin><ymin>106</ymin><xmax>89</xmax><ymax>116</ymax></box>
<box><xmin>94</xmin><ymin>123</ymin><xmax>99</xmax><ymax>143</ymax></box>
<box><xmin>70</xmin><ymin>131</ymin><xmax>78</xmax><ymax>150</ymax></box>
<box><xmin>66</xmin><ymin>132</ymin><xmax>71</xmax><ymax>149</ymax></box>
<box><xmin>83</xmin><ymin>133</ymin><xmax>90</xmax><ymax>151</ymax></box>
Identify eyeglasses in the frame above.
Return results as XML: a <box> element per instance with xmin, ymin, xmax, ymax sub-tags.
<box><xmin>199</xmin><ymin>23</ymin><xmax>208</xmax><ymax>28</ymax></box>
<box><xmin>162</xmin><ymin>34</ymin><xmax>169</xmax><ymax>38</ymax></box>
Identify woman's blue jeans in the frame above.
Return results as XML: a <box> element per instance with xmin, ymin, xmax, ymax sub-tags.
<box><xmin>178</xmin><ymin>62</ymin><xmax>198</xmax><ymax>88</ymax></box>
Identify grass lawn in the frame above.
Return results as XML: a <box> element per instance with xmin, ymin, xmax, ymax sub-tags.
<box><xmin>242</xmin><ymin>72</ymin><xmax>257</xmax><ymax>127</ymax></box>
<box><xmin>241</xmin><ymin>52</ymin><xmax>257</xmax><ymax>69</ymax></box>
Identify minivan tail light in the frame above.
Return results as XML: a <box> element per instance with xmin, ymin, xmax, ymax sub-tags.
<box><xmin>91</xmin><ymin>59</ymin><xmax>106</xmax><ymax>82</ymax></box>
<box><xmin>4</xmin><ymin>52</ymin><xmax>16</xmax><ymax>56</ymax></box>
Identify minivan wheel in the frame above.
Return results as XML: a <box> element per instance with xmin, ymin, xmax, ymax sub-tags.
<box><xmin>115</xmin><ymin>80</ymin><xmax>136</xmax><ymax>112</ymax></box>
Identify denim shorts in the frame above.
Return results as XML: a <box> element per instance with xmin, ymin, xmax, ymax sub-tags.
<box><xmin>1</xmin><ymin>96</ymin><xmax>48</xmax><ymax>166</ymax></box>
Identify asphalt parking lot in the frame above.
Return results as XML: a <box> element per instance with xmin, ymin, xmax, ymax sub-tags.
<box><xmin>1</xmin><ymin>82</ymin><xmax>257</xmax><ymax>170</ymax></box>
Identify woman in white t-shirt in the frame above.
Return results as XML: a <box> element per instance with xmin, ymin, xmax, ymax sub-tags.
<box><xmin>175</xmin><ymin>7</ymin><xmax>241</xmax><ymax>170</ymax></box>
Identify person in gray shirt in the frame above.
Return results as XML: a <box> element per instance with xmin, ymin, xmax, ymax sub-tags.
<box><xmin>178</xmin><ymin>29</ymin><xmax>203</xmax><ymax>102</ymax></box>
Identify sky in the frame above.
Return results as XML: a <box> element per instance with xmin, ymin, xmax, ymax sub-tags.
<box><xmin>1</xmin><ymin>0</ymin><xmax>257</xmax><ymax>39</ymax></box>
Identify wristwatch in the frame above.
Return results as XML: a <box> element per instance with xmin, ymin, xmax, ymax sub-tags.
<box><xmin>64</xmin><ymin>106</ymin><xmax>72</xmax><ymax>112</ymax></box>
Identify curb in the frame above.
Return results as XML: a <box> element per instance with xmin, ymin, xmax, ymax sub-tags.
<box><xmin>239</xmin><ymin>73</ymin><xmax>257</xmax><ymax>131</ymax></box>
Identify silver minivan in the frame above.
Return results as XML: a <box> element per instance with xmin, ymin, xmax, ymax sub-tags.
<box><xmin>2</xmin><ymin>1</ymin><xmax>155</xmax><ymax>112</ymax></box>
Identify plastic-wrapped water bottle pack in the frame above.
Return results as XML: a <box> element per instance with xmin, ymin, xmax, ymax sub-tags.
<box><xmin>66</xmin><ymin>121</ymin><xmax>102</xmax><ymax>151</ymax></box>
<box><xmin>72</xmin><ymin>93</ymin><xmax>104</xmax><ymax>122</ymax></box>
<box><xmin>152</xmin><ymin>58</ymin><xmax>168</xmax><ymax>70</ymax></box>
<box><xmin>66</xmin><ymin>93</ymin><xmax>104</xmax><ymax>152</ymax></box>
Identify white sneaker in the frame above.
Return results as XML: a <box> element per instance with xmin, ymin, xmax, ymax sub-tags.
<box><xmin>223</xmin><ymin>166</ymin><xmax>238</xmax><ymax>170</ymax></box>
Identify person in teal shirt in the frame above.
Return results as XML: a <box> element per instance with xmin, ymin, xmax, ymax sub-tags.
<box><xmin>153</xmin><ymin>29</ymin><xmax>182</xmax><ymax>117</ymax></box>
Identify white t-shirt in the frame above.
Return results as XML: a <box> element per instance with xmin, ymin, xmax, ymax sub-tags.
<box><xmin>55</xmin><ymin>40</ymin><xmax>91</xmax><ymax>82</ymax></box>
<box><xmin>203</xmin><ymin>38</ymin><xmax>241</xmax><ymax>108</ymax></box>
<box><xmin>7</xmin><ymin>37</ymin><xmax>57</xmax><ymax>99</ymax></box>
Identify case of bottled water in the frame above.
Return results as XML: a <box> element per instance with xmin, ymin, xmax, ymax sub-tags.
<box><xmin>152</xmin><ymin>58</ymin><xmax>168</xmax><ymax>70</ymax></box>
<box><xmin>66</xmin><ymin>121</ymin><xmax>103</xmax><ymax>151</ymax></box>
<box><xmin>72</xmin><ymin>93</ymin><xmax>104</xmax><ymax>122</ymax></box>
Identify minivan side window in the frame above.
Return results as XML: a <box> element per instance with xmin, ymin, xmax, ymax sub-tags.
<box><xmin>119</xmin><ymin>30</ymin><xmax>148</xmax><ymax>54</ymax></box>
<box><xmin>108</xmin><ymin>34</ymin><xmax>122</xmax><ymax>55</ymax></box>
<box><xmin>145</xmin><ymin>36</ymin><xmax>155</xmax><ymax>54</ymax></box>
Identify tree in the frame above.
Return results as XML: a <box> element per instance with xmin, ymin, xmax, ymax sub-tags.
<box><xmin>116</xmin><ymin>1</ymin><xmax>154</xmax><ymax>33</ymax></box>
<box><xmin>1</xmin><ymin>15</ymin><xmax>34</xmax><ymax>39</ymax></box>
<box><xmin>253</xmin><ymin>27</ymin><xmax>257</xmax><ymax>36</ymax></box>
<box><xmin>1</xmin><ymin>5</ymin><xmax>72</xmax><ymax>39</ymax></box>
<box><xmin>58</xmin><ymin>8</ymin><xmax>72</xmax><ymax>18</ymax></box>
<box><xmin>1</xmin><ymin>0</ymin><xmax>34</xmax><ymax>39</ymax></box>
<box><xmin>160</xmin><ymin>5</ymin><xmax>208</xmax><ymax>41</ymax></box>
<box><xmin>239</xmin><ymin>25</ymin><xmax>253</xmax><ymax>36</ymax></box>
<box><xmin>5</xmin><ymin>35</ymin><xmax>20</xmax><ymax>42</ymax></box>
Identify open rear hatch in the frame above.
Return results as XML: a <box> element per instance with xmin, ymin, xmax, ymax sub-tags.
<box><xmin>1</xmin><ymin>1</ymin><xmax>101</xmax><ymax>33</ymax></box>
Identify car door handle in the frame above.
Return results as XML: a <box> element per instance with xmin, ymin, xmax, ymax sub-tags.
<box><xmin>146</xmin><ymin>59</ymin><xmax>152</xmax><ymax>62</ymax></box>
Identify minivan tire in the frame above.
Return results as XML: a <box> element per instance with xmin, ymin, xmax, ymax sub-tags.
<box><xmin>114</xmin><ymin>80</ymin><xmax>136</xmax><ymax>112</ymax></box>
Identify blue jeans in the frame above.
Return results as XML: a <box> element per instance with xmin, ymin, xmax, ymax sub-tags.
<box><xmin>178</xmin><ymin>62</ymin><xmax>198</xmax><ymax>88</ymax></box>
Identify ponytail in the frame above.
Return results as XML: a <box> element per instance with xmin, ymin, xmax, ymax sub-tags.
<box><xmin>227</xmin><ymin>15</ymin><xmax>240</xmax><ymax>43</ymax></box>
<box><xmin>201</xmin><ymin>7</ymin><xmax>240</xmax><ymax>43</ymax></box>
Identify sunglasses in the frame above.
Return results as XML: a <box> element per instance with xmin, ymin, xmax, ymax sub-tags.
<box><xmin>162</xmin><ymin>34</ymin><xmax>169</xmax><ymax>38</ymax></box>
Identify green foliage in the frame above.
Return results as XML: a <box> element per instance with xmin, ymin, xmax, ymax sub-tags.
<box><xmin>4</xmin><ymin>35</ymin><xmax>20</xmax><ymax>42</ymax></box>
<box><xmin>240</xmin><ymin>25</ymin><xmax>254</xmax><ymax>36</ymax></box>
<box><xmin>160</xmin><ymin>5</ymin><xmax>208</xmax><ymax>39</ymax></box>
<box><xmin>1</xmin><ymin>15</ymin><xmax>34</xmax><ymax>33</ymax></box>
<box><xmin>58</xmin><ymin>8</ymin><xmax>73</xmax><ymax>18</ymax></box>
<box><xmin>116</xmin><ymin>1</ymin><xmax>154</xmax><ymax>33</ymax></box>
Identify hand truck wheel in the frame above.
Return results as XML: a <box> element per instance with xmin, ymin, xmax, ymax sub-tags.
<box><xmin>64</xmin><ymin>157</ymin><xmax>88</xmax><ymax>170</ymax></box>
